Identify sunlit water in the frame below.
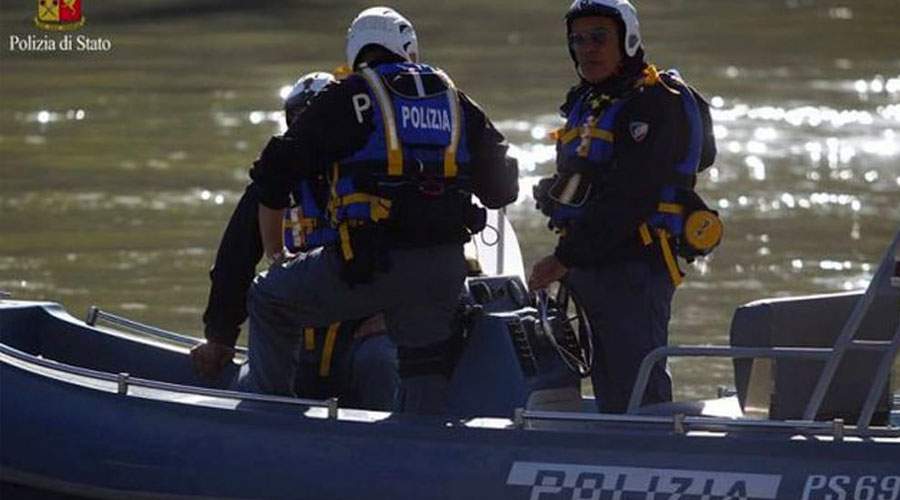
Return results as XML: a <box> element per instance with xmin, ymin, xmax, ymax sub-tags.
<box><xmin>1</xmin><ymin>0</ymin><xmax>898</xmax><ymax>400</ymax></box>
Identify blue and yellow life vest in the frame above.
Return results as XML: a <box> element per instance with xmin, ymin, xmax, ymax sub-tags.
<box><xmin>550</xmin><ymin>66</ymin><xmax>722</xmax><ymax>286</ymax></box>
<box><xmin>282</xmin><ymin>178</ymin><xmax>338</xmax><ymax>253</ymax></box>
<box><xmin>329</xmin><ymin>62</ymin><xmax>473</xmax><ymax>262</ymax></box>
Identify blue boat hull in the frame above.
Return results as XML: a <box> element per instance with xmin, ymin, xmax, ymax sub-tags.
<box><xmin>1</xmin><ymin>300</ymin><xmax>898</xmax><ymax>499</ymax></box>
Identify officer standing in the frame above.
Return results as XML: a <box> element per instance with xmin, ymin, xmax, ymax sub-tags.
<box><xmin>193</xmin><ymin>72</ymin><xmax>399</xmax><ymax>411</ymax></box>
<box><xmin>241</xmin><ymin>7</ymin><xmax>519</xmax><ymax>414</ymax></box>
<box><xmin>529</xmin><ymin>0</ymin><xmax>717</xmax><ymax>413</ymax></box>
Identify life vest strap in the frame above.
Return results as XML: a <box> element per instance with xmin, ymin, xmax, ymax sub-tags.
<box><xmin>657</xmin><ymin>202</ymin><xmax>684</xmax><ymax>215</ymax></box>
<box><xmin>339</xmin><ymin>223</ymin><xmax>354</xmax><ymax>261</ymax></box>
<box><xmin>638</xmin><ymin>223</ymin><xmax>684</xmax><ymax>287</ymax></box>
<box><xmin>329</xmin><ymin>193</ymin><xmax>392</xmax><ymax>223</ymax></box>
<box><xmin>304</xmin><ymin>327</ymin><xmax>315</xmax><ymax>351</ymax></box>
<box><xmin>361</xmin><ymin>67</ymin><xmax>403</xmax><ymax>176</ymax></box>
<box><xmin>319</xmin><ymin>322</ymin><xmax>341</xmax><ymax>377</ymax></box>
<box><xmin>657</xmin><ymin>228</ymin><xmax>684</xmax><ymax>287</ymax></box>
<box><xmin>638</xmin><ymin>222</ymin><xmax>653</xmax><ymax>246</ymax></box>
<box><xmin>436</xmin><ymin>69</ymin><xmax>461</xmax><ymax>179</ymax></box>
<box><xmin>557</xmin><ymin>126</ymin><xmax>614</xmax><ymax>146</ymax></box>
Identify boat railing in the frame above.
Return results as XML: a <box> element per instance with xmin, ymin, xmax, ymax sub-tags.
<box><xmin>3</xmin><ymin>338</ymin><xmax>896</xmax><ymax>438</ymax></box>
<box><xmin>0</xmin><ymin>341</ymin><xmax>338</xmax><ymax>417</ymax></box>
<box><xmin>84</xmin><ymin>306</ymin><xmax>249</xmax><ymax>355</ymax></box>
<box><xmin>513</xmin><ymin>407</ymin><xmax>895</xmax><ymax>440</ymax></box>
<box><xmin>626</xmin><ymin>327</ymin><xmax>899</xmax><ymax>434</ymax></box>
<box><xmin>628</xmin><ymin>231</ymin><xmax>900</xmax><ymax>434</ymax></box>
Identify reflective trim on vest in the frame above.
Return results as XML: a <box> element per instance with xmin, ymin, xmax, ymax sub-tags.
<box><xmin>332</xmin><ymin>63</ymin><xmax>472</xmax><ymax>236</ymax></box>
<box><xmin>283</xmin><ymin>179</ymin><xmax>338</xmax><ymax>253</ymax></box>
<box><xmin>360</xmin><ymin>67</ymin><xmax>403</xmax><ymax>176</ymax></box>
<box><xmin>340</xmin><ymin>63</ymin><xmax>470</xmax><ymax>178</ymax></box>
<box><xmin>319</xmin><ymin>322</ymin><xmax>341</xmax><ymax>377</ymax></box>
<box><xmin>558</xmin><ymin>95</ymin><xmax>627</xmax><ymax>166</ymax></box>
<box><xmin>438</xmin><ymin>69</ymin><xmax>462</xmax><ymax>178</ymax></box>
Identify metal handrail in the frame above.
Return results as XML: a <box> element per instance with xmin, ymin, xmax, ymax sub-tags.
<box><xmin>803</xmin><ymin>231</ymin><xmax>900</xmax><ymax>422</ymax></box>
<box><xmin>517</xmin><ymin>407</ymin><xmax>899</xmax><ymax>438</ymax></box>
<box><xmin>626</xmin><ymin>343</ymin><xmax>899</xmax><ymax>433</ymax></box>
<box><xmin>4</xmin><ymin>340</ymin><xmax>896</xmax><ymax>438</ymax></box>
<box><xmin>0</xmin><ymin>342</ymin><xmax>329</xmax><ymax>411</ymax></box>
<box><xmin>626</xmin><ymin>345</ymin><xmax>834</xmax><ymax>414</ymax></box>
<box><xmin>85</xmin><ymin>306</ymin><xmax>248</xmax><ymax>355</ymax></box>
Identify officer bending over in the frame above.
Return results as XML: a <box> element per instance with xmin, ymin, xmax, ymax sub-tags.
<box><xmin>530</xmin><ymin>0</ymin><xmax>718</xmax><ymax>413</ymax></box>
<box><xmin>193</xmin><ymin>71</ymin><xmax>398</xmax><ymax>410</ymax></box>
<box><xmin>240</xmin><ymin>7</ymin><xmax>519</xmax><ymax>414</ymax></box>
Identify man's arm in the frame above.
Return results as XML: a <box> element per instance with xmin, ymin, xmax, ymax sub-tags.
<box><xmin>258</xmin><ymin>204</ymin><xmax>286</xmax><ymax>262</ymax></box>
<box><xmin>460</xmin><ymin>92</ymin><xmax>519</xmax><ymax>209</ymax></box>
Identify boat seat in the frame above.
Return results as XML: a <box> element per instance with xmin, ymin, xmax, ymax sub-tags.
<box><xmin>731</xmin><ymin>231</ymin><xmax>899</xmax><ymax>424</ymax></box>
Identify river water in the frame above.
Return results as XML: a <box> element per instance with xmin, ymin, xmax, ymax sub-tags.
<box><xmin>1</xmin><ymin>0</ymin><xmax>898</xmax><ymax>399</ymax></box>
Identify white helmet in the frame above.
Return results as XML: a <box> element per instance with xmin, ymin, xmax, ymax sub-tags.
<box><xmin>345</xmin><ymin>6</ymin><xmax>419</xmax><ymax>69</ymax></box>
<box><xmin>284</xmin><ymin>71</ymin><xmax>335</xmax><ymax>125</ymax></box>
<box><xmin>566</xmin><ymin>0</ymin><xmax>641</xmax><ymax>57</ymax></box>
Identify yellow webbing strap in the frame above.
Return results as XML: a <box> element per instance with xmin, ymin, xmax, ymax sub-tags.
<box><xmin>360</xmin><ymin>68</ymin><xmax>403</xmax><ymax>176</ymax></box>
<box><xmin>319</xmin><ymin>322</ymin><xmax>341</xmax><ymax>377</ymax></box>
<box><xmin>339</xmin><ymin>223</ymin><xmax>354</xmax><ymax>261</ymax></box>
<box><xmin>304</xmin><ymin>327</ymin><xmax>315</xmax><ymax>351</ymax></box>
<box><xmin>437</xmin><ymin>69</ymin><xmax>461</xmax><ymax>179</ymax></box>
<box><xmin>557</xmin><ymin>126</ymin><xmax>613</xmax><ymax>146</ymax></box>
<box><xmin>589</xmin><ymin>128</ymin><xmax>614</xmax><ymax>142</ymax></box>
<box><xmin>638</xmin><ymin>223</ymin><xmax>653</xmax><ymax>246</ymax></box>
<box><xmin>656</xmin><ymin>228</ymin><xmax>684</xmax><ymax>287</ymax></box>
<box><xmin>558</xmin><ymin>128</ymin><xmax>579</xmax><ymax>144</ymax></box>
<box><xmin>640</xmin><ymin>64</ymin><xmax>661</xmax><ymax>87</ymax></box>
<box><xmin>657</xmin><ymin>202</ymin><xmax>684</xmax><ymax>215</ymax></box>
<box><xmin>331</xmin><ymin>193</ymin><xmax>392</xmax><ymax>223</ymax></box>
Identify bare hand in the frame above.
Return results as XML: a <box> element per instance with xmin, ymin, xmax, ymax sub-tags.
<box><xmin>190</xmin><ymin>341</ymin><xmax>236</xmax><ymax>380</ymax></box>
<box><xmin>528</xmin><ymin>255</ymin><xmax>568</xmax><ymax>291</ymax></box>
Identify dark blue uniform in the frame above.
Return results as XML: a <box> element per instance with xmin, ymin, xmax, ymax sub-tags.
<box><xmin>538</xmin><ymin>66</ymin><xmax>716</xmax><ymax>412</ymax></box>
<box><xmin>242</xmin><ymin>61</ymin><xmax>518</xmax><ymax>413</ymax></box>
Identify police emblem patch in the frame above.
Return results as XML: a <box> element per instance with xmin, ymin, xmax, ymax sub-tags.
<box><xmin>630</xmin><ymin>121</ymin><xmax>649</xmax><ymax>142</ymax></box>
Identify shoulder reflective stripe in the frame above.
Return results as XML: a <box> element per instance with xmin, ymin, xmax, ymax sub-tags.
<box><xmin>409</xmin><ymin>66</ymin><xmax>426</xmax><ymax>97</ymax></box>
<box><xmin>339</xmin><ymin>223</ymin><xmax>354</xmax><ymax>260</ymax></box>
<box><xmin>319</xmin><ymin>322</ymin><xmax>341</xmax><ymax>377</ymax></box>
<box><xmin>657</xmin><ymin>202</ymin><xmax>684</xmax><ymax>215</ymax></box>
<box><xmin>304</xmin><ymin>327</ymin><xmax>315</xmax><ymax>351</ymax></box>
<box><xmin>360</xmin><ymin>68</ymin><xmax>403</xmax><ymax>176</ymax></box>
<box><xmin>657</xmin><ymin>228</ymin><xmax>684</xmax><ymax>287</ymax></box>
<box><xmin>638</xmin><ymin>223</ymin><xmax>653</xmax><ymax>246</ymax></box>
<box><xmin>437</xmin><ymin>69</ymin><xmax>461</xmax><ymax>178</ymax></box>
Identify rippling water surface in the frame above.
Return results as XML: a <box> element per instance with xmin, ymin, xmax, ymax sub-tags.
<box><xmin>1</xmin><ymin>0</ymin><xmax>898</xmax><ymax>399</ymax></box>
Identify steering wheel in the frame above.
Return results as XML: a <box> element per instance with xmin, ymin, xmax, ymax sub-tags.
<box><xmin>536</xmin><ymin>283</ymin><xmax>594</xmax><ymax>378</ymax></box>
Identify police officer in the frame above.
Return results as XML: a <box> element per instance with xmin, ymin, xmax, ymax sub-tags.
<box><xmin>529</xmin><ymin>0</ymin><xmax>717</xmax><ymax>413</ymax></box>
<box><xmin>242</xmin><ymin>6</ymin><xmax>519</xmax><ymax>414</ymax></box>
<box><xmin>194</xmin><ymin>71</ymin><xmax>399</xmax><ymax>411</ymax></box>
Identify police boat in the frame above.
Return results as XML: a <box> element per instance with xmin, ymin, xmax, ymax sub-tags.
<box><xmin>1</xmin><ymin>216</ymin><xmax>898</xmax><ymax>500</ymax></box>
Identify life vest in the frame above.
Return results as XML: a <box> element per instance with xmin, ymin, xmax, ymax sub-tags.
<box><xmin>283</xmin><ymin>178</ymin><xmax>338</xmax><ymax>253</ymax></box>
<box><xmin>548</xmin><ymin>66</ymin><xmax>722</xmax><ymax>286</ymax></box>
<box><xmin>330</xmin><ymin>62</ymin><xmax>475</xmax><ymax>266</ymax></box>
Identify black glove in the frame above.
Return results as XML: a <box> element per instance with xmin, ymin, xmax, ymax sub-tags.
<box><xmin>533</xmin><ymin>176</ymin><xmax>557</xmax><ymax>218</ymax></box>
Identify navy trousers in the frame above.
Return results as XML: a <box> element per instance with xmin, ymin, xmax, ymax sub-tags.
<box><xmin>565</xmin><ymin>258</ymin><xmax>675</xmax><ymax>413</ymax></box>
